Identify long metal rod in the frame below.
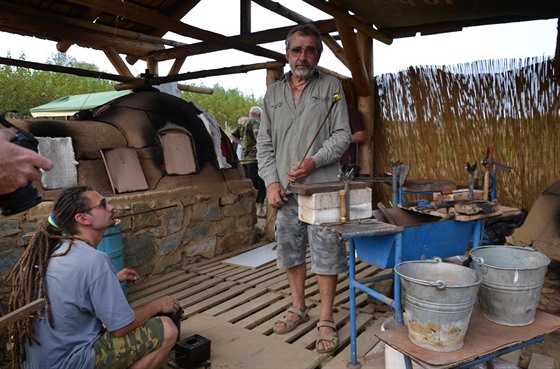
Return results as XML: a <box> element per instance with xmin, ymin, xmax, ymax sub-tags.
<box><xmin>294</xmin><ymin>92</ymin><xmax>342</xmax><ymax>169</ymax></box>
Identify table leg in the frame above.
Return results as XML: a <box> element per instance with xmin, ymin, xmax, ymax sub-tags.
<box><xmin>348</xmin><ymin>239</ymin><xmax>362</xmax><ymax>369</ymax></box>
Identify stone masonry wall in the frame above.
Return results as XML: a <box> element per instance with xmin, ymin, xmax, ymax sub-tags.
<box><xmin>0</xmin><ymin>179</ymin><xmax>257</xmax><ymax>305</ymax></box>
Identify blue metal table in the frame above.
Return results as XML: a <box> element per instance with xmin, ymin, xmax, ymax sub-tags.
<box><xmin>329</xmin><ymin>215</ymin><xmax>485</xmax><ymax>369</ymax></box>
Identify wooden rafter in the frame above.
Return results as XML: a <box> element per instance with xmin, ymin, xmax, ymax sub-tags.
<box><xmin>302</xmin><ymin>0</ymin><xmax>393</xmax><ymax>45</ymax></box>
<box><xmin>64</xmin><ymin>0</ymin><xmax>285</xmax><ymax>62</ymax></box>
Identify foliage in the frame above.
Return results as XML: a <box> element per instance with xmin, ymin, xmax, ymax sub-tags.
<box><xmin>0</xmin><ymin>52</ymin><xmax>115</xmax><ymax>118</ymax></box>
<box><xmin>0</xmin><ymin>52</ymin><xmax>263</xmax><ymax>124</ymax></box>
<box><xmin>181</xmin><ymin>84</ymin><xmax>263</xmax><ymax>133</ymax></box>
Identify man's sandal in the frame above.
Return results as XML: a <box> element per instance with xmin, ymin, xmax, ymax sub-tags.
<box><xmin>272</xmin><ymin>306</ymin><xmax>310</xmax><ymax>335</ymax></box>
<box><xmin>316</xmin><ymin>320</ymin><xmax>339</xmax><ymax>354</ymax></box>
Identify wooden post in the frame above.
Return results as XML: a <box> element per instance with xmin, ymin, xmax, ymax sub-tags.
<box><xmin>356</xmin><ymin>32</ymin><xmax>375</xmax><ymax>177</ymax></box>
<box><xmin>264</xmin><ymin>66</ymin><xmax>284</xmax><ymax>241</ymax></box>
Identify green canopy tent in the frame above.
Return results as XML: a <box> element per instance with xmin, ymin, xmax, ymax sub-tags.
<box><xmin>30</xmin><ymin>90</ymin><xmax>130</xmax><ymax>118</ymax></box>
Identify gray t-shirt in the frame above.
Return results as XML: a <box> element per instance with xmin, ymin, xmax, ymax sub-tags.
<box><xmin>24</xmin><ymin>240</ymin><xmax>135</xmax><ymax>369</ymax></box>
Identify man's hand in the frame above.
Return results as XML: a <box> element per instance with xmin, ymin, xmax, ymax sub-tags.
<box><xmin>266</xmin><ymin>182</ymin><xmax>288</xmax><ymax>209</ymax></box>
<box><xmin>287</xmin><ymin>158</ymin><xmax>316</xmax><ymax>184</ymax></box>
<box><xmin>117</xmin><ymin>268</ymin><xmax>140</xmax><ymax>284</ymax></box>
<box><xmin>0</xmin><ymin>129</ymin><xmax>53</xmax><ymax>195</ymax></box>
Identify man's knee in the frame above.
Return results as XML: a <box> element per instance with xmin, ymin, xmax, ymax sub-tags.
<box><xmin>160</xmin><ymin>316</ymin><xmax>179</xmax><ymax>344</ymax></box>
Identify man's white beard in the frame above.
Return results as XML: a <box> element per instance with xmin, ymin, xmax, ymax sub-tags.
<box><xmin>293</xmin><ymin>65</ymin><xmax>316</xmax><ymax>79</ymax></box>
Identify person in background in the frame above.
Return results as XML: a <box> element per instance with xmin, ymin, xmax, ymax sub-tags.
<box><xmin>9</xmin><ymin>186</ymin><xmax>180</xmax><ymax>369</ymax></box>
<box><xmin>231</xmin><ymin>107</ymin><xmax>267</xmax><ymax>218</ymax></box>
<box><xmin>340</xmin><ymin>105</ymin><xmax>366</xmax><ymax>173</ymax></box>
<box><xmin>0</xmin><ymin>128</ymin><xmax>53</xmax><ymax>195</ymax></box>
<box><xmin>257</xmin><ymin>24</ymin><xmax>351</xmax><ymax>354</ymax></box>
<box><xmin>231</xmin><ymin>116</ymin><xmax>247</xmax><ymax>161</ymax></box>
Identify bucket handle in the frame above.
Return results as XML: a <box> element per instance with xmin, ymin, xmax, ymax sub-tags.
<box><xmin>471</xmin><ymin>255</ymin><xmax>488</xmax><ymax>274</ymax></box>
<box><xmin>432</xmin><ymin>280</ymin><xmax>447</xmax><ymax>289</ymax></box>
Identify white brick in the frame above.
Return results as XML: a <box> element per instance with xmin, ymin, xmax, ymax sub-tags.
<box><xmin>298</xmin><ymin>188</ymin><xmax>372</xmax><ymax>209</ymax></box>
<box><xmin>298</xmin><ymin>188</ymin><xmax>372</xmax><ymax>225</ymax></box>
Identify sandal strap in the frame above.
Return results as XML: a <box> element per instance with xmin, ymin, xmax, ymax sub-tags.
<box><xmin>317</xmin><ymin>320</ymin><xmax>336</xmax><ymax>330</ymax></box>
<box><xmin>287</xmin><ymin>306</ymin><xmax>308</xmax><ymax>318</ymax></box>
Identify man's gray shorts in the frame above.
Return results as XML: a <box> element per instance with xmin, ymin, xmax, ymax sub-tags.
<box><xmin>275</xmin><ymin>195</ymin><xmax>347</xmax><ymax>275</ymax></box>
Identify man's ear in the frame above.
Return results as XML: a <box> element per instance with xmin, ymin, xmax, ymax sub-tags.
<box><xmin>74</xmin><ymin>212</ymin><xmax>91</xmax><ymax>226</ymax></box>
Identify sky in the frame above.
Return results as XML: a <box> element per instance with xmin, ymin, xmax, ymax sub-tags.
<box><xmin>0</xmin><ymin>1</ymin><xmax>558</xmax><ymax>98</ymax></box>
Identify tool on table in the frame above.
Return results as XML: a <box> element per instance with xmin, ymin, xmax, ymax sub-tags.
<box><xmin>338</xmin><ymin>165</ymin><xmax>354</xmax><ymax>223</ymax></box>
<box><xmin>466</xmin><ymin>162</ymin><xmax>477</xmax><ymax>200</ymax></box>
<box><xmin>481</xmin><ymin>147</ymin><xmax>494</xmax><ymax>201</ymax></box>
<box><xmin>481</xmin><ymin>147</ymin><xmax>513</xmax><ymax>201</ymax></box>
<box><xmin>286</xmin><ymin>92</ymin><xmax>342</xmax><ymax>194</ymax></box>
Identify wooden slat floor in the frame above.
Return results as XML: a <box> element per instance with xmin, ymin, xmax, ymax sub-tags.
<box><xmin>128</xmin><ymin>243</ymin><xmax>393</xmax><ymax>369</ymax></box>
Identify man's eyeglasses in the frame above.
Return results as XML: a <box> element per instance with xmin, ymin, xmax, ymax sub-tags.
<box><xmin>287</xmin><ymin>47</ymin><xmax>320</xmax><ymax>57</ymax></box>
<box><xmin>84</xmin><ymin>198</ymin><xmax>107</xmax><ymax>213</ymax></box>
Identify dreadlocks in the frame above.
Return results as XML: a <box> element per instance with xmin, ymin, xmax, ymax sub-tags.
<box><xmin>8</xmin><ymin>186</ymin><xmax>93</xmax><ymax>369</ymax></box>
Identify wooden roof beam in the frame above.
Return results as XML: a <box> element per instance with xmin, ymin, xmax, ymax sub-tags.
<box><xmin>301</xmin><ymin>0</ymin><xmax>393</xmax><ymax>45</ymax></box>
<box><xmin>335</xmin><ymin>19</ymin><xmax>371</xmax><ymax>96</ymax></box>
<box><xmin>148</xmin><ymin>19</ymin><xmax>336</xmax><ymax>62</ymax></box>
<box><xmin>103</xmin><ymin>46</ymin><xmax>134</xmax><ymax>77</ymax></box>
<box><xmin>252</xmin><ymin>0</ymin><xmax>350</xmax><ymax>69</ymax></box>
<box><xmin>115</xmin><ymin>61</ymin><xmax>286</xmax><ymax>90</ymax></box>
<box><xmin>125</xmin><ymin>0</ymin><xmax>202</xmax><ymax>65</ymax></box>
<box><xmin>0</xmin><ymin>1</ymin><xmax>179</xmax><ymax>56</ymax></box>
<box><xmin>66</xmin><ymin>0</ymin><xmax>286</xmax><ymax>62</ymax></box>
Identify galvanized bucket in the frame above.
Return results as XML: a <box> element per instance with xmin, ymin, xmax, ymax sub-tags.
<box><xmin>395</xmin><ymin>258</ymin><xmax>482</xmax><ymax>352</ymax></box>
<box><xmin>470</xmin><ymin>246</ymin><xmax>550</xmax><ymax>326</ymax></box>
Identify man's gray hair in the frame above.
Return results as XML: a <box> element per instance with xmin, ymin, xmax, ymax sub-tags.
<box><xmin>285</xmin><ymin>23</ymin><xmax>323</xmax><ymax>53</ymax></box>
<box><xmin>249</xmin><ymin>106</ymin><xmax>262</xmax><ymax>117</ymax></box>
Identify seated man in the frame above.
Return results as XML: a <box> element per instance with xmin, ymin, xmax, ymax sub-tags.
<box><xmin>9</xmin><ymin>186</ymin><xmax>180</xmax><ymax>369</ymax></box>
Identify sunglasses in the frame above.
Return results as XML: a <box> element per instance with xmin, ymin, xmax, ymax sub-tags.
<box><xmin>84</xmin><ymin>198</ymin><xmax>107</xmax><ymax>213</ymax></box>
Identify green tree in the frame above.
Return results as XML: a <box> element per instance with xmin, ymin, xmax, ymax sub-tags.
<box><xmin>181</xmin><ymin>84</ymin><xmax>263</xmax><ymax>133</ymax></box>
<box><xmin>1</xmin><ymin>52</ymin><xmax>263</xmax><ymax>121</ymax></box>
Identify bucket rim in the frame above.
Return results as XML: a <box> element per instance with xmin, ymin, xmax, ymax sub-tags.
<box><xmin>470</xmin><ymin>245</ymin><xmax>551</xmax><ymax>269</ymax></box>
<box><xmin>395</xmin><ymin>258</ymin><xmax>482</xmax><ymax>287</ymax></box>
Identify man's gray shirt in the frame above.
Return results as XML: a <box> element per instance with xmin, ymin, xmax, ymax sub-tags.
<box><xmin>257</xmin><ymin>71</ymin><xmax>351</xmax><ymax>189</ymax></box>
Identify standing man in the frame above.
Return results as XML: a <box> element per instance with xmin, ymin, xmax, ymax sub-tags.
<box><xmin>257</xmin><ymin>24</ymin><xmax>351</xmax><ymax>354</ymax></box>
<box><xmin>9</xmin><ymin>186</ymin><xmax>180</xmax><ymax>369</ymax></box>
<box><xmin>231</xmin><ymin>106</ymin><xmax>267</xmax><ymax>218</ymax></box>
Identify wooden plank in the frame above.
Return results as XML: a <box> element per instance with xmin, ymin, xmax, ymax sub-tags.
<box><xmin>235</xmin><ymin>297</ymin><xmax>293</xmax><ymax>330</ymax></box>
<box><xmin>101</xmin><ymin>147</ymin><xmax>148</xmax><ymax>193</ymax></box>
<box><xmin>127</xmin><ymin>269</ymin><xmax>186</xmax><ymax>296</ymax></box>
<box><xmin>158</xmin><ymin>129</ymin><xmax>197</xmax><ymax>175</ymax></box>
<box><xmin>0</xmin><ymin>298</ymin><xmax>45</xmax><ymax>330</ymax></box>
<box><xmin>178</xmin><ymin>280</ymin><xmax>237</xmax><ymax>307</ymax></box>
<box><xmin>203</xmin><ymin>287</ymin><xmax>269</xmax><ymax>317</ymax></box>
<box><xmin>237</xmin><ymin>266</ymin><xmax>285</xmax><ymax>286</ymax></box>
<box><xmin>182</xmin><ymin>283</ymin><xmax>256</xmax><ymax>318</ymax></box>
<box><xmin>192</xmin><ymin>263</ymin><xmax>237</xmax><ymax>276</ymax></box>
<box><xmin>226</xmin><ymin>265</ymin><xmax>278</xmax><ymax>283</ymax></box>
<box><xmin>181</xmin><ymin>313</ymin><xmax>319</xmax><ymax>369</ymax></box>
<box><xmin>170</xmin><ymin>278</ymin><xmax>226</xmax><ymax>302</ymax></box>
<box><xmin>129</xmin><ymin>273</ymin><xmax>206</xmax><ymax>302</ymax></box>
<box><xmin>130</xmin><ymin>274</ymin><xmax>211</xmax><ymax>308</ymax></box>
<box><xmin>216</xmin><ymin>292</ymin><xmax>284</xmax><ymax>323</ymax></box>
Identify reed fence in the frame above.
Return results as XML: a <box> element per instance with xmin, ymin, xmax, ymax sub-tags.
<box><xmin>372</xmin><ymin>57</ymin><xmax>559</xmax><ymax>210</ymax></box>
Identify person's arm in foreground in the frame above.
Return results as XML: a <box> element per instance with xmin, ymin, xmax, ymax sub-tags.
<box><xmin>0</xmin><ymin>129</ymin><xmax>53</xmax><ymax>195</ymax></box>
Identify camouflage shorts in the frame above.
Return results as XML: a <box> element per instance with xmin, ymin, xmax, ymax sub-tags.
<box><xmin>93</xmin><ymin>317</ymin><xmax>163</xmax><ymax>369</ymax></box>
<box><xmin>275</xmin><ymin>195</ymin><xmax>347</xmax><ymax>275</ymax></box>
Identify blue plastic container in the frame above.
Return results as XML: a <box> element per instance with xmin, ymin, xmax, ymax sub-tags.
<box><xmin>98</xmin><ymin>224</ymin><xmax>127</xmax><ymax>295</ymax></box>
